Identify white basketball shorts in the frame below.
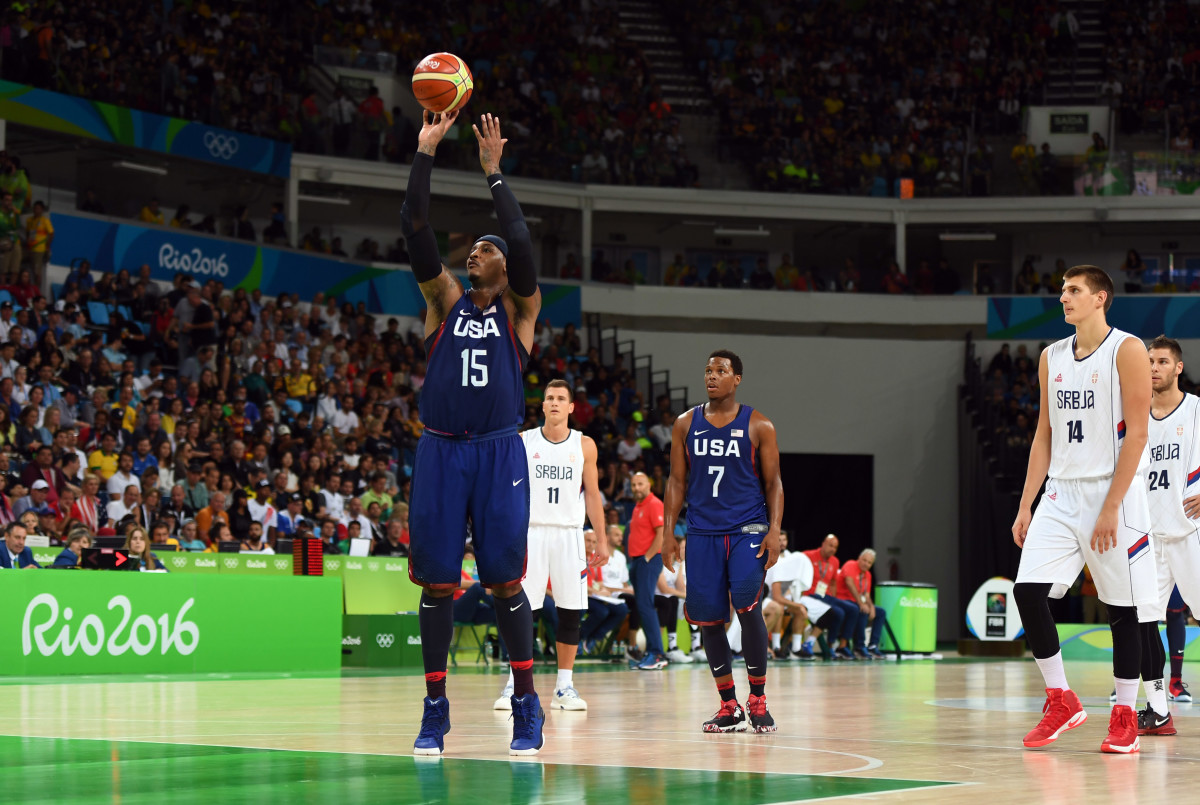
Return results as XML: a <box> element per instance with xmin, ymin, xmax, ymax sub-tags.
<box><xmin>1154</xmin><ymin>534</ymin><xmax>1200</xmax><ymax>620</ymax></box>
<box><xmin>523</xmin><ymin>524</ymin><xmax>587</xmax><ymax>611</ymax></box>
<box><xmin>1016</xmin><ymin>476</ymin><xmax>1158</xmax><ymax>621</ymax></box>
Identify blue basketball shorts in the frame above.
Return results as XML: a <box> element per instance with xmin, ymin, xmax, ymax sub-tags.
<box><xmin>683</xmin><ymin>528</ymin><xmax>769</xmax><ymax>625</ymax></box>
<box><xmin>408</xmin><ymin>428</ymin><xmax>530</xmax><ymax>589</ymax></box>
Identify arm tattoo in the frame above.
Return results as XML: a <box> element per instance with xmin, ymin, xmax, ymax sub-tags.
<box><xmin>418</xmin><ymin>143</ymin><xmax>436</xmax><ymax>157</ymax></box>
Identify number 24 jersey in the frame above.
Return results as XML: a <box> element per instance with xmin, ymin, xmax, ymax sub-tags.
<box><xmin>1147</xmin><ymin>392</ymin><xmax>1200</xmax><ymax>540</ymax></box>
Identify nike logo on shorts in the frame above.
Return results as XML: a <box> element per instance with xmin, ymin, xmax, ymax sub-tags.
<box><xmin>750</xmin><ymin>543</ymin><xmax>761</xmax><ymax>549</ymax></box>
<box><xmin>513</xmin><ymin>479</ymin><xmax>523</xmax><ymax>486</ymax></box>
<box><xmin>510</xmin><ymin>601</ymin><xmax>525</xmax><ymax>611</ymax></box>
<box><xmin>421</xmin><ymin>603</ymin><xmax>437</xmax><ymax>608</ymax></box>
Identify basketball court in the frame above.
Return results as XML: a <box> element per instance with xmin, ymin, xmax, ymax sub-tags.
<box><xmin>5</xmin><ymin>656</ymin><xmax>1194</xmax><ymax>803</ymax></box>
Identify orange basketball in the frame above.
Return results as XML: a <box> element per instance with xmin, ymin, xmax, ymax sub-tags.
<box><xmin>412</xmin><ymin>52</ymin><xmax>474</xmax><ymax>114</ymax></box>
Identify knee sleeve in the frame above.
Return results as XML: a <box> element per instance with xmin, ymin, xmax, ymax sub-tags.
<box><xmin>555</xmin><ymin>607</ymin><xmax>582</xmax><ymax>645</ymax></box>
<box><xmin>1108</xmin><ymin>604</ymin><xmax>1142</xmax><ymax>680</ymax></box>
<box><xmin>1014</xmin><ymin>582</ymin><xmax>1060</xmax><ymax>659</ymax></box>
<box><xmin>1140</xmin><ymin>619</ymin><xmax>1166</xmax><ymax>681</ymax></box>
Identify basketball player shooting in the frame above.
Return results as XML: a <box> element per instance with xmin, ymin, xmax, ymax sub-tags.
<box><xmin>662</xmin><ymin>350</ymin><xmax>783</xmax><ymax>734</ymax></box>
<box><xmin>1133</xmin><ymin>335</ymin><xmax>1200</xmax><ymax>736</ymax></box>
<box><xmin>494</xmin><ymin>379</ymin><xmax>611</xmax><ymax>712</ymax></box>
<box><xmin>1011</xmin><ymin>266</ymin><xmax>1155</xmax><ymax>754</ymax></box>
<box><xmin>400</xmin><ymin>110</ymin><xmax>546</xmax><ymax>756</ymax></box>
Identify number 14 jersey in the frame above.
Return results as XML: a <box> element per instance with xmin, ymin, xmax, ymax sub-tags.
<box><xmin>1046</xmin><ymin>328</ymin><xmax>1150</xmax><ymax>481</ymax></box>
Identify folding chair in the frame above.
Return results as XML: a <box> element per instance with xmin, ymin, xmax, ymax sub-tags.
<box><xmin>449</xmin><ymin>622</ymin><xmax>495</xmax><ymax>667</ymax></box>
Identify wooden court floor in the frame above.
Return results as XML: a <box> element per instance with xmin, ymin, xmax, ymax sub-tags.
<box><xmin>4</xmin><ymin>656</ymin><xmax>1200</xmax><ymax>804</ymax></box>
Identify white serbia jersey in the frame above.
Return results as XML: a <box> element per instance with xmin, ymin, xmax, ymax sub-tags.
<box><xmin>1047</xmin><ymin>328</ymin><xmax>1150</xmax><ymax>480</ymax></box>
<box><xmin>1147</xmin><ymin>393</ymin><xmax>1200</xmax><ymax>540</ymax></box>
<box><xmin>523</xmin><ymin>427</ymin><xmax>586</xmax><ymax>528</ymax></box>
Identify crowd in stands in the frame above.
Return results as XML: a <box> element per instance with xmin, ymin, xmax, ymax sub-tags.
<box><xmin>1103</xmin><ymin>1</ymin><xmax>1200</xmax><ymax>139</ymax></box>
<box><xmin>667</xmin><ymin>0</ymin><xmax>1055</xmax><ymax>196</ymax></box>
<box><xmin>0</xmin><ymin>0</ymin><xmax>696</xmax><ymax>187</ymax></box>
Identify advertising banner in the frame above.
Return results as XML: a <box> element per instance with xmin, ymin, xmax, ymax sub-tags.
<box><xmin>0</xmin><ymin>81</ymin><xmax>290</xmax><ymax>177</ymax></box>
<box><xmin>987</xmin><ymin>295</ymin><xmax>1200</xmax><ymax>340</ymax></box>
<box><xmin>964</xmin><ymin>576</ymin><xmax>1024</xmax><ymax>640</ymax></box>
<box><xmin>342</xmin><ymin>558</ymin><xmax>422</xmax><ymax>614</ymax></box>
<box><xmin>0</xmin><ymin>572</ymin><xmax>341</xmax><ymax>675</ymax></box>
<box><xmin>1058</xmin><ymin>623</ymin><xmax>1200</xmax><ymax>663</ymax></box>
<box><xmin>341</xmin><ymin>614</ymin><xmax>423</xmax><ymax>668</ymax></box>
<box><xmin>51</xmin><ymin>214</ymin><xmax>583</xmax><ymax>327</ymax></box>
<box><xmin>875</xmin><ymin>582</ymin><xmax>938</xmax><ymax>653</ymax></box>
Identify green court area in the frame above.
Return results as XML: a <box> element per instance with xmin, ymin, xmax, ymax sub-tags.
<box><xmin>0</xmin><ymin>736</ymin><xmax>953</xmax><ymax>804</ymax></box>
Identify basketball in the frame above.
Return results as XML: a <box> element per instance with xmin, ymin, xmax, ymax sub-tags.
<box><xmin>412</xmin><ymin>52</ymin><xmax>473</xmax><ymax>114</ymax></box>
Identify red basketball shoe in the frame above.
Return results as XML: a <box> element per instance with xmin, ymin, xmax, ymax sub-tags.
<box><xmin>1023</xmin><ymin>688</ymin><xmax>1087</xmax><ymax>748</ymax></box>
<box><xmin>1101</xmin><ymin>705</ymin><xmax>1140</xmax><ymax>753</ymax></box>
<box><xmin>1136</xmin><ymin>706</ymin><xmax>1176</xmax><ymax>736</ymax></box>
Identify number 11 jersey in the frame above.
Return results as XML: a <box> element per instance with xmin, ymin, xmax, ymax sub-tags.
<box><xmin>422</xmin><ymin>293</ymin><xmax>528</xmax><ymax>436</ymax></box>
<box><xmin>1046</xmin><ymin>327</ymin><xmax>1150</xmax><ymax>481</ymax></box>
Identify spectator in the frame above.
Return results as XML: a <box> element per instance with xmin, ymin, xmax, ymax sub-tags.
<box><xmin>0</xmin><ymin>191</ymin><xmax>21</xmax><ymax>277</ymax></box>
<box><xmin>627</xmin><ymin>472</ymin><xmax>667</xmax><ymax>670</ymax></box>
<box><xmin>0</xmin><ymin>521</ymin><xmax>38</xmax><ymax>568</ymax></box>
<box><xmin>656</xmin><ymin>533</ymin><xmax>694</xmax><ymax>664</ymax></box>
<box><xmin>327</xmin><ymin>89</ymin><xmax>357</xmax><ymax>157</ymax></box>
<box><xmin>763</xmin><ymin>532</ymin><xmax>815</xmax><ymax>660</ymax></box>
<box><xmin>452</xmin><ymin>551</ymin><xmax>496</xmax><ymax>625</ymax></box>
<box><xmin>23</xmin><ymin>200</ymin><xmax>53</xmax><ymax>282</ymax></box>
<box><xmin>194</xmin><ymin>491</ymin><xmax>229</xmax><ymax>538</ymax></box>
<box><xmin>834</xmin><ymin>548</ymin><xmax>888</xmax><ymax>659</ymax></box>
<box><xmin>13</xmin><ymin>478</ymin><xmax>51</xmax><ymax>520</ymax></box>
<box><xmin>1119</xmin><ymin>249</ymin><xmax>1144</xmax><ymax>294</ymax></box>
<box><xmin>139</xmin><ymin>198</ymin><xmax>165</xmax><ymax>226</ymax></box>
<box><xmin>106</xmin><ymin>484</ymin><xmax>142</xmax><ymax>527</ymax></box>
<box><xmin>357</xmin><ymin>87</ymin><xmax>391</xmax><ymax>161</ymax></box>
<box><xmin>53</xmin><ymin>528</ymin><xmax>90</xmax><ymax>568</ymax></box>
<box><xmin>580</xmin><ymin>526</ymin><xmax>631</xmax><ymax>655</ymax></box>
<box><xmin>801</xmin><ymin>533</ymin><xmax>859</xmax><ymax>659</ymax></box>
<box><xmin>70</xmin><ymin>474</ymin><xmax>106</xmax><ymax>534</ymax></box>
<box><xmin>123</xmin><ymin>525</ymin><xmax>166</xmax><ymax>571</ymax></box>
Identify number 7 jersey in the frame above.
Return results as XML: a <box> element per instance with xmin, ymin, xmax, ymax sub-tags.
<box><xmin>684</xmin><ymin>403</ymin><xmax>768</xmax><ymax>536</ymax></box>
<box><xmin>1046</xmin><ymin>328</ymin><xmax>1150</xmax><ymax>480</ymax></box>
<box><xmin>1147</xmin><ymin>393</ymin><xmax>1200</xmax><ymax>540</ymax></box>
<box><xmin>421</xmin><ymin>293</ymin><xmax>529</xmax><ymax>436</ymax></box>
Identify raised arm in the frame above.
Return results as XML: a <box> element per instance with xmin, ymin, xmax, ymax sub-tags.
<box><xmin>753</xmin><ymin>410</ymin><xmax>784</xmax><ymax>571</ymax></box>
<box><xmin>581</xmin><ymin>435</ymin><xmax>609</xmax><ymax>566</ymax></box>
<box><xmin>661</xmin><ymin>409</ymin><xmax>693</xmax><ymax>572</ymax></box>
<box><xmin>400</xmin><ymin>110</ymin><xmax>463</xmax><ymax>335</ymax></box>
<box><xmin>474</xmin><ymin>114</ymin><xmax>541</xmax><ymax>347</ymax></box>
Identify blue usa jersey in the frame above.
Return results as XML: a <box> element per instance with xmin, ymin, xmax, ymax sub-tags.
<box><xmin>684</xmin><ymin>404</ymin><xmax>768</xmax><ymax>536</ymax></box>
<box><xmin>421</xmin><ymin>293</ymin><xmax>529</xmax><ymax>435</ymax></box>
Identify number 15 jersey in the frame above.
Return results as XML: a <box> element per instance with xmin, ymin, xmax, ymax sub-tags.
<box><xmin>422</xmin><ymin>293</ymin><xmax>528</xmax><ymax>436</ymax></box>
<box><xmin>1147</xmin><ymin>393</ymin><xmax>1200</xmax><ymax>540</ymax></box>
<box><xmin>1046</xmin><ymin>327</ymin><xmax>1150</xmax><ymax>481</ymax></box>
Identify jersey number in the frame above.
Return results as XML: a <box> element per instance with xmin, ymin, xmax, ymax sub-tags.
<box><xmin>460</xmin><ymin>349</ymin><xmax>488</xmax><ymax>387</ymax></box>
<box><xmin>1066</xmin><ymin>420</ymin><xmax>1084</xmax><ymax>443</ymax></box>
<box><xmin>547</xmin><ymin>487</ymin><xmax>560</xmax><ymax>504</ymax></box>
<box><xmin>1149</xmin><ymin>470</ymin><xmax>1170</xmax><ymax>491</ymax></box>
<box><xmin>708</xmin><ymin>465</ymin><xmax>724</xmax><ymax>497</ymax></box>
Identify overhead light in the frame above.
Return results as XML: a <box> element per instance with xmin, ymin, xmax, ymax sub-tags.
<box><xmin>114</xmin><ymin>160</ymin><xmax>167</xmax><ymax>176</ymax></box>
<box><xmin>714</xmin><ymin>226</ymin><xmax>771</xmax><ymax>237</ymax></box>
<box><xmin>298</xmin><ymin>194</ymin><xmax>352</xmax><ymax>206</ymax></box>
<box><xmin>939</xmin><ymin>232</ymin><xmax>996</xmax><ymax>242</ymax></box>
<box><xmin>490</xmin><ymin>211</ymin><xmax>543</xmax><ymax>225</ymax></box>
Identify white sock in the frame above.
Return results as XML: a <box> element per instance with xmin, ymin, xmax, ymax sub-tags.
<box><xmin>1115</xmin><ymin>677</ymin><xmax>1139</xmax><ymax>708</ymax></box>
<box><xmin>1034</xmin><ymin>652</ymin><xmax>1069</xmax><ymax>690</ymax></box>
<box><xmin>668</xmin><ymin>633</ymin><xmax>678</xmax><ymax>651</ymax></box>
<box><xmin>771</xmin><ymin>633</ymin><xmax>781</xmax><ymax>650</ymax></box>
<box><xmin>555</xmin><ymin>669</ymin><xmax>573</xmax><ymax>691</ymax></box>
<box><xmin>791</xmin><ymin>634</ymin><xmax>803</xmax><ymax>652</ymax></box>
<box><xmin>506</xmin><ymin>668</ymin><xmax>514</xmax><ymax>690</ymax></box>
<box><xmin>1145</xmin><ymin>677</ymin><xmax>1169</xmax><ymax>716</ymax></box>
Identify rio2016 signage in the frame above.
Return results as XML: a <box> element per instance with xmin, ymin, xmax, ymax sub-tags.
<box><xmin>0</xmin><ymin>573</ymin><xmax>341</xmax><ymax>676</ymax></box>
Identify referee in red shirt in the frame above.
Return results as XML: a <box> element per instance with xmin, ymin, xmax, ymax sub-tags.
<box><xmin>628</xmin><ymin>472</ymin><xmax>668</xmax><ymax>670</ymax></box>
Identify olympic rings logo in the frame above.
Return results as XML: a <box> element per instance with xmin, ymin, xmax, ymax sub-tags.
<box><xmin>274</xmin><ymin>559</ymin><xmax>290</xmax><ymax>570</ymax></box>
<box><xmin>223</xmin><ymin>558</ymin><xmax>238</xmax><ymax>569</ymax></box>
<box><xmin>376</xmin><ymin>633</ymin><xmax>395</xmax><ymax>648</ymax></box>
<box><xmin>172</xmin><ymin>557</ymin><xmax>187</xmax><ymax>568</ymax></box>
<box><xmin>204</xmin><ymin>132</ymin><xmax>240</xmax><ymax>160</ymax></box>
